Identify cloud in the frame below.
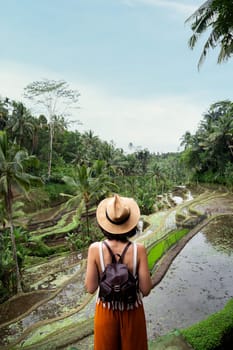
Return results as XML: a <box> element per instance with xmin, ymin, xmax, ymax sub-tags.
<box><xmin>76</xmin><ymin>83</ymin><xmax>204</xmax><ymax>153</ymax></box>
<box><xmin>0</xmin><ymin>60</ymin><xmax>61</xmax><ymax>101</ymax></box>
<box><xmin>122</xmin><ymin>0</ymin><xmax>197</xmax><ymax>16</ymax></box>
<box><xmin>0</xmin><ymin>61</ymin><xmax>204</xmax><ymax>154</ymax></box>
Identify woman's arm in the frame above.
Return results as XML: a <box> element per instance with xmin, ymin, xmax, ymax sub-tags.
<box><xmin>85</xmin><ymin>243</ymin><xmax>99</xmax><ymax>294</ymax></box>
<box><xmin>137</xmin><ymin>243</ymin><xmax>152</xmax><ymax>296</ymax></box>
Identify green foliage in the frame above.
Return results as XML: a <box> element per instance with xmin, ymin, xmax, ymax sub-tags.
<box><xmin>0</xmin><ymin>227</ymin><xmax>30</xmax><ymax>301</ymax></box>
<box><xmin>0</xmin><ymin>130</ymin><xmax>43</xmax><ymax>292</ymax></box>
<box><xmin>27</xmin><ymin>237</ymin><xmax>55</xmax><ymax>257</ymax></box>
<box><xmin>24</xmin><ymin>187</ymin><xmax>50</xmax><ymax>212</ymax></box>
<box><xmin>13</xmin><ymin>227</ymin><xmax>31</xmax><ymax>262</ymax></box>
<box><xmin>23</xmin><ymin>255</ymin><xmax>48</xmax><ymax>268</ymax></box>
<box><xmin>0</xmin><ymin>229</ymin><xmax>16</xmax><ymax>301</ymax></box>
<box><xmin>181</xmin><ymin>298</ymin><xmax>233</xmax><ymax>350</ymax></box>
<box><xmin>181</xmin><ymin>100</ymin><xmax>233</xmax><ymax>185</ymax></box>
<box><xmin>186</xmin><ymin>0</ymin><xmax>233</xmax><ymax>68</ymax></box>
<box><xmin>65</xmin><ymin>219</ymin><xmax>103</xmax><ymax>251</ymax></box>
<box><xmin>62</xmin><ymin>160</ymin><xmax>117</xmax><ymax>236</ymax></box>
<box><xmin>224</xmin><ymin>161</ymin><xmax>233</xmax><ymax>187</ymax></box>
<box><xmin>136</xmin><ymin>186</ymin><xmax>157</xmax><ymax>215</ymax></box>
<box><xmin>147</xmin><ymin>229</ymin><xmax>188</xmax><ymax>271</ymax></box>
<box><xmin>50</xmin><ymin>157</ymin><xmax>74</xmax><ymax>179</ymax></box>
<box><xmin>45</xmin><ymin>182</ymin><xmax>74</xmax><ymax>202</ymax></box>
<box><xmin>65</xmin><ymin>232</ymin><xmax>92</xmax><ymax>250</ymax></box>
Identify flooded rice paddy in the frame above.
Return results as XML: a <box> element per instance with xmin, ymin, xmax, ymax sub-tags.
<box><xmin>144</xmin><ymin>216</ymin><xmax>233</xmax><ymax>339</ymax></box>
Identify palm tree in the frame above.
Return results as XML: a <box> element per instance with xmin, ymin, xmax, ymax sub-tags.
<box><xmin>82</xmin><ymin>130</ymin><xmax>100</xmax><ymax>161</ymax></box>
<box><xmin>135</xmin><ymin>149</ymin><xmax>151</xmax><ymax>174</ymax></box>
<box><xmin>186</xmin><ymin>0</ymin><xmax>233</xmax><ymax>68</ymax></box>
<box><xmin>62</xmin><ymin>160</ymin><xmax>117</xmax><ymax>236</ymax></box>
<box><xmin>180</xmin><ymin>131</ymin><xmax>194</xmax><ymax>150</ymax></box>
<box><xmin>202</xmin><ymin>101</ymin><xmax>233</xmax><ymax>160</ymax></box>
<box><xmin>0</xmin><ymin>131</ymin><xmax>43</xmax><ymax>292</ymax></box>
<box><xmin>98</xmin><ymin>141</ymin><xmax>127</xmax><ymax>176</ymax></box>
<box><xmin>210</xmin><ymin>113</ymin><xmax>233</xmax><ymax>158</ymax></box>
<box><xmin>0</xmin><ymin>98</ymin><xmax>9</xmax><ymax>131</ymax></box>
<box><xmin>181</xmin><ymin>100</ymin><xmax>233</xmax><ymax>181</ymax></box>
<box><xmin>7</xmin><ymin>101</ymin><xmax>34</xmax><ymax>148</ymax></box>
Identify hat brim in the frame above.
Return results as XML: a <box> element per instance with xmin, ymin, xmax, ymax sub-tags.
<box><xmin>96</xmin><ymin>196</ymin><xmax>140</xmax><ymax>234</ymax></box>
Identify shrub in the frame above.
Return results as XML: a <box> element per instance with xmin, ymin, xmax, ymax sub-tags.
<box><xmin>181</xmin><ymin>299</ymin><xmax>233</xmax><ymax>350</ymax></box>
<box><xmin>44</xmin><ymin>182</ymin><xmax>74</xmax><ymax>203</ymax></box>
<box><xmin>27</xmin><ymin>237</ymin><xmax>55</xmax><ymax>257</ymax></box>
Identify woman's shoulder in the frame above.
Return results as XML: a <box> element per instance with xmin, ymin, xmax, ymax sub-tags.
<box><xmin>135</xmin><ymin>242</ymin><xmax>147</xmax><ymax>254</ymax></box>
<box><xmin>88</xmin><ymin>241</ymin><xmax>101</xmax><ymax>252</ymax></box>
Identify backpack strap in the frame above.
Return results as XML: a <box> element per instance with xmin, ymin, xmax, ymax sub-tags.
<box><xmin>100</xmin><ymin>240</ymin><xmax>137</xmax><ymax>276</ymax></box>
<box><xmin>119</xmin><ymin>241</ymin><xmax>132</xmax><ymax>263</ymax></box>
<box><xmin>103</xmin><ymin>241</ymin><xmax>117</xmax><ymax>263</ymax></box>
<box><xmin>103</xmin><ymin>240</ymin><xmax>132</xmax><ymax>264</ymax></box>
<box><xmin>120</xmin><ymin>242</ymin><xmax>137</xmax><ymax>276</ymax></box>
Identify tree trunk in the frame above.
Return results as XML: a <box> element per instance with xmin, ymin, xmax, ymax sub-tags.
<box><xmin>6</xmin><ymin>188</ymin><xmax>23</xmax><ymax>293</ymax></box>
<box><xmin>48</xmin><ymin>122</ymin><xmax>54</xmax><ymax>179</ymax></box>
<box><xmin>9</xmin><ymin>220</ymin><xmax>23</xmax><ymax>293</ymax></box>
<box><xmin>85</xmin><ymin>203</ymin><xmax>90</xmax><ymax>236</ymax></box>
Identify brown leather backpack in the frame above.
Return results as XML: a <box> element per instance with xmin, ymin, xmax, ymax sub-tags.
<box><xmin>99</xmin><ymin>241</ymin><xmax>138</xmax><ymax>306</ymax></box>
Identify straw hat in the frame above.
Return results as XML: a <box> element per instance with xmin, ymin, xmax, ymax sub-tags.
<box><xmin>96</xmin><ymin>194</ymin><xmax>140</xmax><ymax>234</ymax></box>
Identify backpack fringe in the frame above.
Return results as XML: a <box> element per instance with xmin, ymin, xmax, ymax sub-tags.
<box><xmin>96</xmin><ymin>292</ymin><xmax>142</xmax><ymax>311</ymax></box>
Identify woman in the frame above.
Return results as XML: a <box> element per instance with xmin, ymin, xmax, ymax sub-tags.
<box><xmin>85</xmin><ymin>194</ymin><xmax>152</xmax><ymax>350</ymax></box>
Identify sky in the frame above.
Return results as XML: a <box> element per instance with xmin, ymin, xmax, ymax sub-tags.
<box><xmin>1</xmin><ymin>0</ymin><xmax>233</xmax><ymax>154</ymax></box>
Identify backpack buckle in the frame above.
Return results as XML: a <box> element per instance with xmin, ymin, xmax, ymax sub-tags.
<box><xmin>113</xmin><ymin>285</ymin><xmax>121</xmax><ymax>293</ymax></box>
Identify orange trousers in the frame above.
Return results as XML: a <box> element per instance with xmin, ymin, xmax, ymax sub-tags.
<box><xmin>94</xmin><ymin>301</ymin><xmax>148</xmax><ymax>350</ymax></box>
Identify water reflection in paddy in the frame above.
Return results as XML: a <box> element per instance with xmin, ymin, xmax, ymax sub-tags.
<box><xmin>144</xmin><ymin>223</ymin><xmax>233</xmax><ymax>339</ymax></box>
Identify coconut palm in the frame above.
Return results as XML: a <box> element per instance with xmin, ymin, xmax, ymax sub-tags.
<box><xmin>62</xmin><ymin>160</ymin><xmax>117</xmax><ymax>236</ymax></box>
<box><xmin>0</xmin><ymin>131</ymin><xmax>43</xmax><ymax>292</ymax></box>
<box><xmin>186</xmin><ymin>0</ymin><xmax>233</xmax><ymax>68</ymax></box>
<box><xmin>209</xmin><ymin>110</ymin><xmax>233</xmax><ymax>159</ymax></box>
<box><xmin>7</xmin><ymin>101</ymin><xmax>34</xmax><ymax>148</ymax></box>
<box><xmin>0</xmin><ymin>98</ymin><xmax>9</xmax><ymax>131</ymax></box>
<box><xmin>97</xmin><ymin>141</ymin><xmax>127</xmax><ymax>176</ymax></box>
<box><xmin>200</xmin><ymin>101</ymin><xmax>233</xmax><ymax>161</ymax></box>
<box><xmin>180</xmin><ymin>131</ymin><xmax>194</xmax><ymax>150</ymax></box>
<box><xmin>181</xmin><ymin>100</ymin><xmax>233</xmax><ymax>181</ymax></box>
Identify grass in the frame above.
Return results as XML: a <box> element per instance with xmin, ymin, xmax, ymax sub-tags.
<box><xmin>147</xmin><ymin>228</ymin><xmax>189</xmax><ymax>271</ymax></box>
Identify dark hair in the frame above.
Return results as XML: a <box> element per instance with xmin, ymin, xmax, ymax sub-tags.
<box><xmin>100</xmin><ymin>227</ymin><xmax>137</xmax><ymax>242</ymax></box>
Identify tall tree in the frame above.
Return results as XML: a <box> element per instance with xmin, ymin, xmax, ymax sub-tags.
<box><xmin>186</xmin><ymin>0</ymin><xmax>233</xmax><ymax>68</ymax></box>
<box><xmin>24</xmin><ymin>79</ymin><xmax>80</xmax><ymax>179</ymax></box>
<box><xmin>0</xmin><ymin>131</ymin><xmax>42</xmax><ymax>292</ymax></box>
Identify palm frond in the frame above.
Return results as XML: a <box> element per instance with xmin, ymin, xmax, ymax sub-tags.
<box><xmin>185</xmin><ymin>0</ymin><xmax>213</xmax><ymax>24</ymax></box>
<box><xmin>218</xmin><ymin>36</ymin><xmax>233</xmax><ymax>63</ymax></box>
<box><xmin>197</xmin><ymin>29</ymin><xmax>219</xmax><ymax>69</ymax></box>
